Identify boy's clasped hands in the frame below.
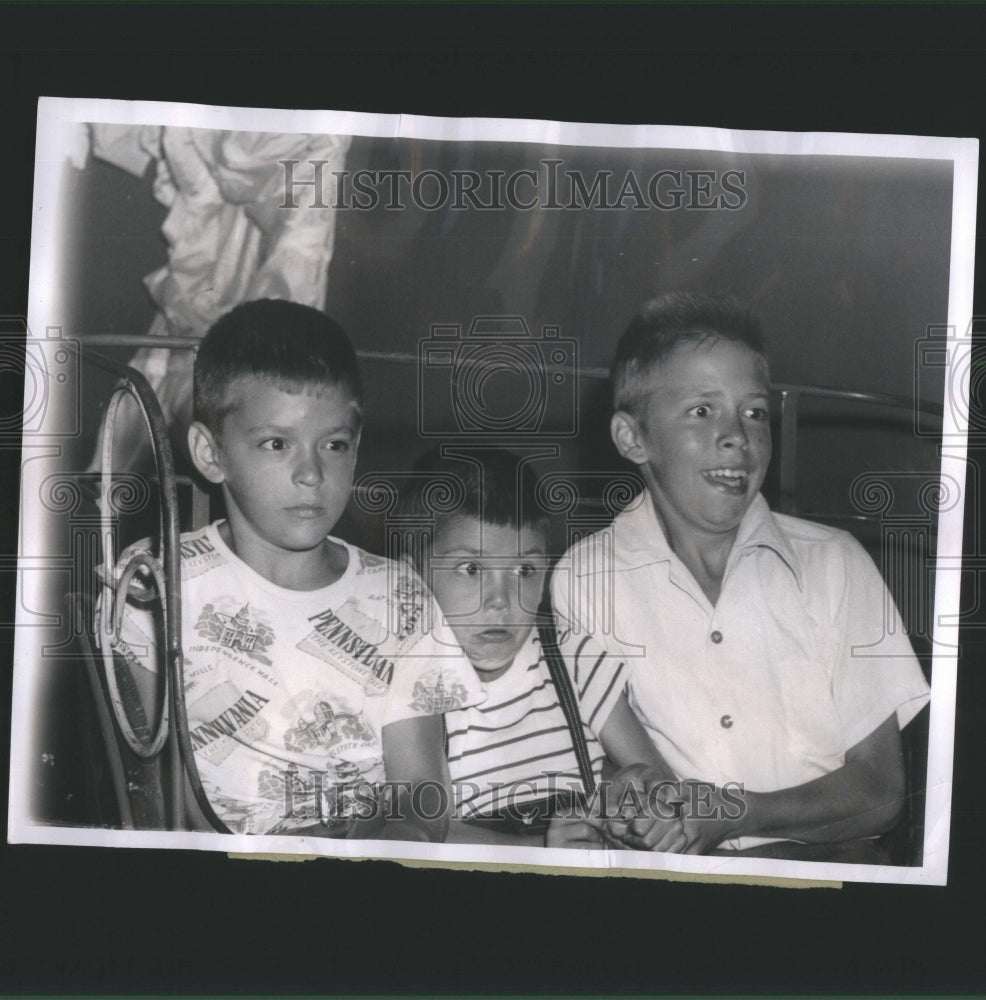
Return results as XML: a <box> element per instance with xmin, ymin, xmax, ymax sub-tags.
<box><xmin>547</xmin><ymin>764</ymin><xmax>742</xmax><ymax>854</ymax></box>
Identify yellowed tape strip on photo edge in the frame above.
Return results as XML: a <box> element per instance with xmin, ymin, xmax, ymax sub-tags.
<box><xmin>225</xmin><ymin>853</ymin><xmax>841</xmax><ymax>889</ymax></box>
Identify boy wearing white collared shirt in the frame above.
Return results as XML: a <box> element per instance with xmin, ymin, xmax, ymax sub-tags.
<box><xmin>551</xmin><ymin>293</ymin><xmax>930</xmax><ymax>860</ymax></box>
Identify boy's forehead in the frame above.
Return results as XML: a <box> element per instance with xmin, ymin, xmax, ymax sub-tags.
<box><xmin>221</xmin><ymin>374</ymin><xmax>362</xmax><ymax>421</ymax></box>
<box><xmin>433</xmin><ymin>514</ymin><xmax>548</xmax><ymax>553</ymax></box>
<box><xmin>643</xmin><ymin>337</ymin><xmax>769</xmax><ymax>392</ymax></box>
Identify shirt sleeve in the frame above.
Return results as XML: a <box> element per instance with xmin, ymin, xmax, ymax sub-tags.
<box><xmin>551</xmin><ymin>557</ymin><xmax>627</xmax><ymax>738</ymax></box>
<box><xmin>550</xmin><ymin>550</ymin><xmax>584</xmax><ymax>632</ymax></box>
<box><xmin>828</xmin><ymin>533</ymin><xmax>931</xmax><ymax>750</ymax></box>
<box><xmin>379</xmin><ymin>568</ymin><xmax>486</xmax><ymax>729</ymax></box>
<box><xmin>556</xmin><ymin>628</ymin><xmax>627</xmax><ymax>738</ymax></box>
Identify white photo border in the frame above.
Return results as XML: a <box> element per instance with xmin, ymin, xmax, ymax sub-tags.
<box><xmin>8</xmin><ymin>96</ymin><xmax>978</xmax><ymax>888</ymax></box>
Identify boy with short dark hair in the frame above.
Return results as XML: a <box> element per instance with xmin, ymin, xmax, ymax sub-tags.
<box><xmin>104</xmin><ymin>299</ymin><xmax>484</xmax><ymax>839</ymax></box>
<box><xmin>398</xmin><ymin>446</ymin><xmax>628</xmax><ymax>847</ymax></box>
<box><xmin>552</xmin><ymin>292</ymin><xmax>931</xmax><ymax>860</ymax></box>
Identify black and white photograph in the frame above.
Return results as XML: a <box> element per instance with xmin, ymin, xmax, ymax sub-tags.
<box><xmin>7</xmin><ymin>96</ymin><xmax>974</xmax><ymax>889</ymax></box>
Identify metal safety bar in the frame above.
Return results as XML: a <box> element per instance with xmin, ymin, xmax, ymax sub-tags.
<box><xmin>83</xmin><ymin>347</ymin><xmax>230</xmax><ymax>833</ymax></box>
<box><xmin>83</xmin><ymin>334</ymin><xmax>945</xmax><ymax>524</ymax></box>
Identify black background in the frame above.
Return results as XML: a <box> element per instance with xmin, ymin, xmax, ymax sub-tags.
<box><xmin>2</xmin><ymin>4</ymin><xmax>985</xmax><ymax>994</ymax></box>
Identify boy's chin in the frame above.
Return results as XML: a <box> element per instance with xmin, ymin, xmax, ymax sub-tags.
<box><xmin>270</xmin><ymin>523</ymin><xmax>337</xmax><ymax>551</ymax></box>
<box><xmin>225</xmin><ymin>516</ymin><xmax>332</xmax><ymax>551</ymax></box>
<box><xmin>470</xmin><ymin>660</ymin><xmax>515</xmax><ymax>682</ymax></box>
<box><xmin>454</xmin><ymin>624</ymin><xmax>536</xmax><ymax>680</ymax></box>
<box><xmin>695</xmin><ymin>488</ymin><xmax>761</xmax><ymax>532</ymax></box>
<box><xmin>465</xmin><ymin>642</ymin><xmax>525</xmax><ymax>680</ymax></box>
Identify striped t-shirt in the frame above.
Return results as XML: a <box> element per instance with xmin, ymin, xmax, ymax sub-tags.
<box><xmin>446</xmin><ymin>628</ymin><xmax>623</xmax><ymax>820</ymax></box>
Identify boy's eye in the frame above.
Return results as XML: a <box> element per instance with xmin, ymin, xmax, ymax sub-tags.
<box><xmin>324</xmin><ymin>439</ymin><xmax>350</xmax><ymax>453</ymax></box>
<box><xmin>454</xmin><ymin>561</ymin><xmax>481</xmax><ymax>577</ymax></box>
<box><xmin>688</xmin><ymin>404</ymin><xmax>712</xmax><ymax>418</ymax></box>
<box><xmin>744</xmin><ymin>406</ymin><xmax>770</xmax><ymax>421</ymax></box>
<box><xmin>259</xmin><ymin>438</ymin><xmax>288</xmax><ymax>452</ymax></box>
<box><xmin>514</xmin><ymin>563</ymin><xmax>539</xmax><ymax>579</ymax></box>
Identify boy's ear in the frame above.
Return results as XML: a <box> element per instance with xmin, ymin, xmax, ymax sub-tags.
<box><xmin>610</xmin><ymin>410</ymin><xmax>649</xmax><ymax>466</ymax></box>
<box><xmin>188</xmin><ymin>421</ymin><xmax>226</xmax><ymax>485</ymax></box>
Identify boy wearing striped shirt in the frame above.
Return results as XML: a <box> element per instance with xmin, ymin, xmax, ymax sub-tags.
<box><xmin>398</xmin><ymin>448</ymin><xmax>636</xmax><ymax>847</ymax></box>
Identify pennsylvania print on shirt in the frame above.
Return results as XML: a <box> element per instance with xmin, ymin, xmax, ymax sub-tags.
<box><xmin>102</xmin><ymin>523</ymin><xmax>484</xmax><ymax>835</ymax></box>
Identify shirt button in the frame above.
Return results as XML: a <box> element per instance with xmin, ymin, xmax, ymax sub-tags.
<box><xmin>711</xmin><ymin>630</ymin><xmax>723</xmax><ymax>644</ymax></box>
<box><xmin>720</xmin><ymin>714</ymin><xmax>733</xmax><ymax>729</ymax></box>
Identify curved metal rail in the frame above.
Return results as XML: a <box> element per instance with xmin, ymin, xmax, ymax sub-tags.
<box><xmin>83</xmin><ymin>334</ymin><xmax>945</xmax><ymax>524</ymax></box>
<box><xmin>85</xmin><ymin>348</ymin><xmax>230</xmax><ymax>834</ymax></box>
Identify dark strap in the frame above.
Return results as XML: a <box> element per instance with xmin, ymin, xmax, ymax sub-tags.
<box><xmin>462</xmin><ymin>791</ymin><xmax>577</xmax><ymax>837</ymax></box>
<box><xmin>537</xmin><ymin>606</ymin><xmax>596</xmax><ymax>800</ymax></box>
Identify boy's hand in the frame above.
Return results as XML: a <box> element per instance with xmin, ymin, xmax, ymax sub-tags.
<box><xmin>598</xmin><ymin>764</ymin><xmax>688</xmax><ymax>853</ymax></box>
<box><xmin>678</xmin><ymin>781</ymin><xmax>743</xmax><ymax>854</ymax></box>
<box><xmin>267</xmin><ymin>816</ymin><xmax>366</xmax><ymax>839</ymax></box>
<box><xmin>545</xmin><ymin>815</ymin><xmax>605</xmax><ymax>850</ymax></box>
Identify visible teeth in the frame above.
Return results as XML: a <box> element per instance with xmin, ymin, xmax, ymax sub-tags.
<box><xmin>707</xmin><ymin>468</ymin><xmax>746</xmax><ymax>479</ymax></box>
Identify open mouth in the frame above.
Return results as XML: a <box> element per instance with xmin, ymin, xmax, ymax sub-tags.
<box><xmin>702</xmin><ymin>468</ymin><xmax>749</xmax><ymax>493</ymax></box>
<box><xmin>285</xmin><ymin>505</ymin><xmax>327</xmax><ymax>519</ymax></box>
<box><xmin>474</xmin><ymin>628</ymin><xmax>515</xmax><ymax>644</ymax></box>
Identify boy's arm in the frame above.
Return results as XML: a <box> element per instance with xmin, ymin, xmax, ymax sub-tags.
<box><xmin>379</xmin><ymin>714</ymin><xmax>452</xmax><ymax>843</ymax></box>
<box><xmin>583</xmin><ymin>693</ymin><xmax>687</xmax><ymax>853</ymax></box>
<box><xmin>544</xmin><ymin>817</ymin><xmax>606</xmax><ymax>850</ymax></box>
<box><xmin>550</xmin><ymin>562</ymin><xmax>672</xmax><ymax>781</ymax></box>
<box><xmin>670</xmin><ymin>537</ymin><xmax>922</xmax><ymax>856</ymax></box>
<box><xmin>599</xmin><ymin>693</ymin><xmax>676</xmax><ymax>779</ymax></box>
<box><xmin>550</xmin><ymin>566</ymin><xmax>685</xmax><ymax>851</ymax></box>
<box><xmin>676</xmin><ymin>713</ymin><xmax>906</xmax><ymax>855</ymax></box>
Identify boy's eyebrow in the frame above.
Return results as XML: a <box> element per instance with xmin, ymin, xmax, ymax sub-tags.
<box><xmin>244</xmin><ymin>421</ymin><xmax>358</xmax><ymax>434</ymax></box>
<box><xmin>433</xmin><ymin>544</ymin><xmax>549</xmax><ymax>557</ymax></box>
<box><xmin>670</xmin><ymin>384</ymin><xmax>770</xmax><ymax>397</ymax></box>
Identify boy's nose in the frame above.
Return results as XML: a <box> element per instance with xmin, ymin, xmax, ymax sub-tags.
<box><xmin>483</xmin><ymin>571</ymin><xmax>513</xmax><ymax>612</ymax></box>
<box><xmin>719</xmin><ymin>413</ymin><xmax>749</xmax><ymax>449</ymax></box>
<box><xmin>292</xmin><ymin>451</ymin><xmax>325</xmax><ymax>486</ymax></box>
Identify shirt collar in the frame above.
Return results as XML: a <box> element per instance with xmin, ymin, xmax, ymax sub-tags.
<box><xmin>615</xmin><ymin>491</ymin><xmax>805</xmax><ymax>590</ymax></box>
<box><xmin>732</xmin><ymin>494</ymin><xmax>805</xmax><ymax>589</ymax></box>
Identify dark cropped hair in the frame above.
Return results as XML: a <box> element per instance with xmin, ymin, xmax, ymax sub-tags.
<box><xmin>193</xmin><ymin>299</ymin><xmax>363</xmax><ymax>432</ymax></box>
<box><xmin>612</xmin><ymin>292</ymin><xmax>767</xmax><ymax>415</ymax></box>
<box><xmin>396</xmin><ymin>446</ymin><xmax>551</xmax><ymax>545</ymax></box>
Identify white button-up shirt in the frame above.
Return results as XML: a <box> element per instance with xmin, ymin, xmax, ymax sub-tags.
<box><xmin>551</xmin><ymin>492</ymin><xmax>930</xmax><ymax>800</ymax></box>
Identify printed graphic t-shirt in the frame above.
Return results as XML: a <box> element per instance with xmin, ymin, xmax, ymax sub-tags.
<box><xmin>107</xmin><ymin>522</ymin><xmax>485</xmax><ymax>835</ymax></box>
